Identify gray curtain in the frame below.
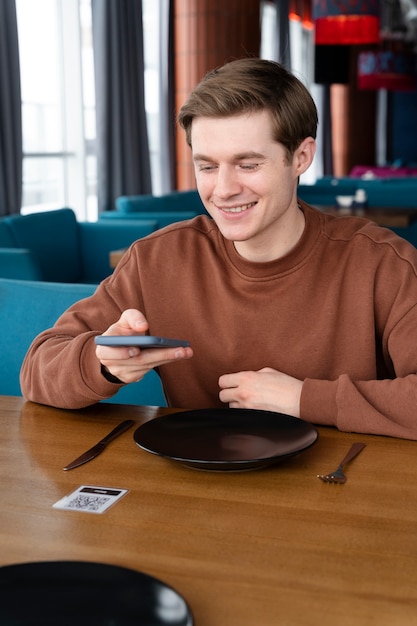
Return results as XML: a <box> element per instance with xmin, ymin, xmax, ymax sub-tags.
<box><xmin>0</xmin><ymin>0</ymin><xmax>22</xmax><ymax>216</ymax></box>
<box><xmin>321</xmin><ymin>86</ymin><xmax>333</xmax><ymax>176</ymax></box>
<box><xmin>92</xmin><ymin>0</ymin><xmax>152</xmax><ymax>213</ymax></box>
<box><xmin>157</xmin><ymin>0</ymin><xmax>175</xmax><ymax>193</ymax></box>
<box><xmin>274</xmin><ymin>0</ymin><xmax>291</xmax><ymax>68</ymax></box>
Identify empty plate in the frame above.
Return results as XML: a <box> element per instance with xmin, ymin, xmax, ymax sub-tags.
<box><xmin>0</xmin><ymin>560</ymin><xmax>193</xmax><ymax>625</ymax></box>
<box><xmin>134</xmin><ymin>408</ymin><xmax>318</xmax><ymax>471</ymax></box>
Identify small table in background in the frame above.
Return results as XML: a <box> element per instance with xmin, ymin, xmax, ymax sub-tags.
<box><xmin>109</xmin><ymin>248</ymin><xmax>127</xmax><ymax>268</ymax></box>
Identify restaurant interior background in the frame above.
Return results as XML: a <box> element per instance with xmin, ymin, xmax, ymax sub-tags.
<box><xmin>1</xmin><ymin>0</ymin><xmax>417</xmax><ymax>222</ymax></box>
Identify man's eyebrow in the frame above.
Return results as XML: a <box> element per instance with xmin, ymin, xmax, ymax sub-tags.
<box><xmin>233</xmin><ymin>151</ymin><xmax>266</xmax><ymax>160</ymax></box>
<box><xmin>193</xmin><ymin>151</ymin><xmax>265</xmax><ymax>162</ymax></box>
<box><xmin>192</xmin><ymin>154</ymin><xmax>211</xmax><ymax>162</ymax></box>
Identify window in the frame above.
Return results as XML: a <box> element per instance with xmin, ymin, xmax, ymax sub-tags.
<box><xmin>17</xmin><ymin>0</ymin><xmax>164</xmax><ymax>219</ymax></box>
<box><xmin>16</xmin><ymin>0</ymin><xmax>96</xmax><ymax>220</ymax></box>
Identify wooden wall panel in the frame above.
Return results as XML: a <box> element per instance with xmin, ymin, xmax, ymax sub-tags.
<box><xmin>174</xmin><ymin>0</ymin><xmax>262</xmax><ymax>189</ymax></box>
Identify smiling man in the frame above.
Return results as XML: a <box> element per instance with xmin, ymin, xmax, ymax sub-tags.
<box><xmin>21</xmin><ymin>58</ymin><xmax>417</xmax><ymax>440</ymax></box>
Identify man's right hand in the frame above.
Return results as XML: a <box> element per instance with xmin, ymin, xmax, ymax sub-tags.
<box><xmin>95</xmin><ymin>309</ymin><xmax>193</xmax><ymax>384</ymax></box>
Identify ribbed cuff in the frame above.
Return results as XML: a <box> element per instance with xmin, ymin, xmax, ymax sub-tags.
<box><xmin>300</xmin><ymin>378</ymin><xmax>338</xmax><ymax>426</ymax></box>
<box><xmin>100</xmin><ymin>364</ymin><xmax>124</xmax><ymax>385</ymax></box>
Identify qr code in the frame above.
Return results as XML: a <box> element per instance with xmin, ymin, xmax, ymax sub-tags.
<box><xmin>66</xmin><ymin>494</ymin><xmax>110</xmax><ymax>511</ymax></box>
<box><xmin>53</xmin><ymin>485</ymin><xmax>128</xmax><ymax>514</ymax></box>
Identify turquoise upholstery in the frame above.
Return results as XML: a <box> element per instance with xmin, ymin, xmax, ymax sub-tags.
<box><xmin>390</xmin><ymin>222</ymin><xmax>417</xmax><ymax>248</ymax></box>
<box><xmin>115</xmin><ymin>189</ymin><xmax>205</xmax><ymax>213</ymax></box>
<box><xmin>298</xmin><ymin>177</ymin><xmax>417</xmax><ymax>248</ymax></box>
<box><xmin>100</xmin><ymin>210</ymin><xmax>200</xmax><ymax>228</ymax></box>
<box><xmin>299</xmin><ymin>177</ymin><xmax>417</xmax><ymax>208</ymax></box>
<box><xmin>0</xmin><ymin>219</ymin><xmax>42</xmax><ymax>279</ymax></box>
<box><xmin>0</xmin><ymin>249</ymin><xmax>42</xmax><ymax>280</ymax></box>
<box><xmin>1</xmin><ymin>209</ymin><xmax>158</xmax><ymax>283</ymax></box>
<box><xmin>98</xmin><ymin>190</ymin><xmax>208</xmax><ymax>227</ymax></box>
<box><xmin>298</xmin><ymin>183</ymin><xmax>356</xmax><ymax>206</ymax></box>
<box><xmin>0</xmin><ymin>278</ymin><xmax>166</xmax><ymax>406</ymax></box>
<box><xmin>76</xmin><ymin>219</ymin><xmax>158</xmax><ymax>283</ymax></box>
<box><xmin>0</xmin><ymin>220</ymin><xmax>16</xmax><ymax>246</ymax></box>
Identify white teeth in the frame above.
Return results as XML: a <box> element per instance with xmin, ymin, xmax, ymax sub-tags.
<box><xmin>222</xmin><ymin>203</ymin><xmax>254</xmax><ymax>213</ymax></box>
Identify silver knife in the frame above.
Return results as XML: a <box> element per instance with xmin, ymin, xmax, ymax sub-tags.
<box><xmin>63</xmin><ymin>419</ymin><xmax>135</xmax><ymax>471</ymax></box>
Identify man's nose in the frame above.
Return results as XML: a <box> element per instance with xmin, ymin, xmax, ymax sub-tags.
<box><xmin>213</xmin><ymin>166</ymin><xmax>242</xmax><ymax>198</ymax></box>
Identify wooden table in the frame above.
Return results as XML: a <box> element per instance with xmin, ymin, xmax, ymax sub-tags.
<box><xmin>109</xmin><ymin>248</ymin><xmax>126</xmax><ymax>268</ymax></box>
<box><xmin>1</xmin><ymin>395</ymin><xmax>417</xmax><ymax>625</ymax></box>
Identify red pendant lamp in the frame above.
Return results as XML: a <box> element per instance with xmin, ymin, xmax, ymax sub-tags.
<box><xmin>313</xmin><ymin>0</ymin><xmax>380</xmax><ymax>45</ymax></box>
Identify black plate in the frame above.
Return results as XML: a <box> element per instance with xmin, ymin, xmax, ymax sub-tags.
<box><xmin>134</xmin><ymin>408</ymin><xmax>318</xmax><ymax>471</ymax></box>
<box><xmin>0</xmin><ymin>561</ymin><xmax>193</xmax><ymax>625</ymax></box>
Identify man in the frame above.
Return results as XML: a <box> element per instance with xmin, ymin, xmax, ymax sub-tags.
<box><xmin>21</xmin><ymin>58</ymin><xmax>417</xmax><ymax>439</ymax></box>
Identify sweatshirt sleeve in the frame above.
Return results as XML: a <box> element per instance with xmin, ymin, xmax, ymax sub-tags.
<box><xmin>300</xmin><ymin>304</ymin><xmax>417</xmax><ymax>440</ymax></box>
<box><xmin>20</xmin><ymin>254</ymin><xmax>141</xmax><ymax>409</ymax></box>
<box><xmin>301</xmin><ymin>375</ymin><xmax>417</xmax><ymax>440</ymax></box>
<box><xmin>299</xmin><ymin>230</ymin><xmax>417</xmax><ymax>441</ymax></box>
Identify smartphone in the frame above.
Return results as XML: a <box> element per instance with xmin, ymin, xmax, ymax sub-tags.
<box><xmin>94</xmin><ymin>335</ymin><xmax>190</xmax><ymax>349</ymax></box>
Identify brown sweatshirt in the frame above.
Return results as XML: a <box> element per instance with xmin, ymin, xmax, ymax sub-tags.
<box><xmin>20</xmin><ymin>202</ymin><xmax>417</xmax><ymax>439</ymax></box>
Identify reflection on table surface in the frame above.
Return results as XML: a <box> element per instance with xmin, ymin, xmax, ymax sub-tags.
<box><xmin>1</xmin><ymin>395</ymin><xmax>417</xmax><ymax>626</ymax></box>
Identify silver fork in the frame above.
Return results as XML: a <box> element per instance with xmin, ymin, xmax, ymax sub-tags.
<box><xmin>317</xmin><ymin>442</ymin><xmax>366</xmax><ymax>484</ymax></box>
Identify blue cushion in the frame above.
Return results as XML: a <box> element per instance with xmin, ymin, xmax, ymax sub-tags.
<box><xmin>298</xmin><ymin>183</ymin><xmax>357</xmax><ymax>206</ymax></box>
<box><xmin>2</xmin><ymin>209</ymin><xmax>160</xmax><ymax>284</ymax></box>
<box><xmin>364</xmin><ymin>188</ymin><xmax>417</xmax><ymax>208</ymax></box>
<box><xmin>0</xmin><ymin>219</ymin><xmax>43</xmax><ymax>280</ymax></box>
<box><xmin>0</xmin><ymin>220</ymin><xmax>16</xmax><ymax>246</ymax></box>
<box><xmin>0</xmin><ymin>278</ymin><xmax>166</xmax><ymax>406</ymax></box>
<box><xmin>0</xmin><ymin>279</ymin><xmax>95</xmax><ymax>396</ymax></box>
<box><xmin>116</xmin><ymin>189</ymin><xmax>205</xmax><ymax>213</ymax></box>
<box><xmin>0</xmin><ymin>249</ymin><xmax>42</xmax><ymax>280</ymax></box>
<box><xmin>305</xmin><ymin>177</ymin><xmax>417</xmax><ymax>208</ymax></box>
<box><xmin>99</xmin><ymin>211</ymin><xmax>198</xmax><ymax>228</ymax></box>
<box><xmin>78</xmin><ymin>219</ymin><xmax>158</xmax><ymax>283</ymax></box>
<box><xmin>3</xmin><ymin>209</ymin><xmax>82</xmax><ymax>282</ymax></box>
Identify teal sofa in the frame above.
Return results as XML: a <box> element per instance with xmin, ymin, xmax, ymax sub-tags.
<box><xmin>116</xmin><ymin>189</ymin><xmax>204</xmax><ymax>212</ymax></box>
<box><xmin>99</xmin><ymin>189</ymin><xmax>208</xmax><ymax>227</ymax></box>
<box><xmin>0</xmin><ymin>277</ymin><xmax>166</xmax><ymax>406</ymax></box>
<box><xmin>298</xmin><ymin>176</ymin><xmax>417</xmax><ymax>209</ymax></box>
<box><xmin>0</xmin><ymin>220</ymin><xmax>40</xmax><ymax>280</ymax></box>
<box><xmin>298</xmin><ymin>177</ymin><xmax>417</xmax><ymax>247</ymax></box>
<box><xmin>0</xmin><ymin>208</ymin><xmax>158</xmax><ymax>283</ymax></box>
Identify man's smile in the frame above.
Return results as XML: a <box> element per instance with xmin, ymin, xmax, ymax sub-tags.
<box><xmin>217</xmin><ymin>201</ymin><xmax>257</xmax><ymax>213</ymax></box>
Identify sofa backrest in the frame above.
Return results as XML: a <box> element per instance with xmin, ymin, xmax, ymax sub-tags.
<box><xmin>116</xmin><ymin>189</ymin><xmax>205</xmax><ymax>213</ymax></box>
<box><xmin>0</xmin><ymin>220</ymin><xmax>16</xmax><ymax>246</ymax></box>
<box><xmin>0</xmin><ymin>278</ymin><xmax>167</xmax><ymax>406</ymax></box>
<box><xmin>298</xmin><ymin>182</ymin><xmax>357</xmax><ymax>206</ymax></box>
<box><xmin>0</xmin><ymin>249</ymin><xmax>43</xmax><ymax>280</ymax></box>
<box><xmin>0</xmin><ymin>278</ymin><xmax>95</xmax><ymax>396</ymax></box>
<box><xmin>99</xmin><ymin>211</ymin><xmax>198</xmax><ymax>228</ymax></box>
<box><xmin>78</xmin><ymin>219</ymin><xmax>158</xmax><ymax>283</ymax></box>
<box><xmin>300</xmin><ymin>177</ymin><xmax>417</xmax><ymax>208</ymax></box>
<box><xmin>3</xmin><ymin>208</ymin><xmax>83</xmax><ymax>282</ymax></box>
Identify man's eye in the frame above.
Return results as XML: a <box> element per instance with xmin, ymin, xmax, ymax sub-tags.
<box><xmin>240</xmin><ymin>163</ymin><xmax>259</xmax><ymax>170</ymax></box>
<box><xmin>198</xmin><ymin>165</ymin><xmax>216</xmax><ymax>172</ymax></box>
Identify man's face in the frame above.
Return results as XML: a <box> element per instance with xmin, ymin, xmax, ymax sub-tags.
<box><xmin>191</xmin><ymin>110</ymin><xmax>314</xmax><ymax>261</ymax></box>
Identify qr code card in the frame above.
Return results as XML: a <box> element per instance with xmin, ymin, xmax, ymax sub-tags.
<box><xmin>53</xmin><ymin>485</ymin><xmax>128</xmax><ymax>514</ymax></box>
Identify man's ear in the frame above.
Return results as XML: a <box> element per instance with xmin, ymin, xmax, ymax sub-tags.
<box><xmin>294</xmin><ymin>137</ymin><xmax>316</xmax><ymax>176</ymax></box>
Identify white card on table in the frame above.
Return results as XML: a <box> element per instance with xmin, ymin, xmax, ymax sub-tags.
<box><xmin>53</xmin><ymin>485</ymin><xmax>128</xmax><ymax>514</ymax></box>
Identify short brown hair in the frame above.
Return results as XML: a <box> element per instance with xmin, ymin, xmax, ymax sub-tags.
<box><xmin>178</xmin><ymin>57</ymin><xmax>318</xmax><ymax>162</ymax></box>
